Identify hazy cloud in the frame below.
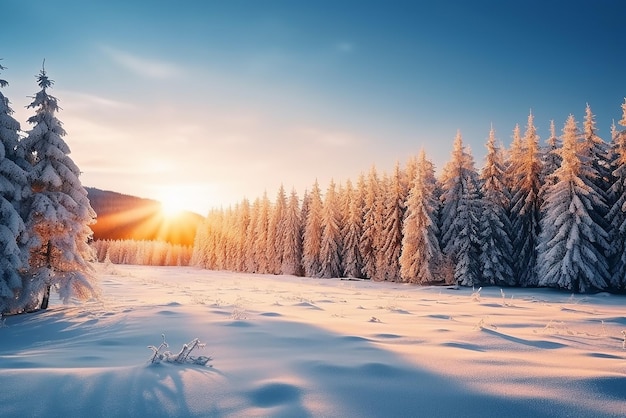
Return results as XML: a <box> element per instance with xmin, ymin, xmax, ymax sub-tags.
<box><xmin>101</xmin><ymin>45</ymin><xmax>183</xmax><ymax>79</ymax></box>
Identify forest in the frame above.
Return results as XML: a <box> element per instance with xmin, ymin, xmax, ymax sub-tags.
<box><xmin>189</xmin><ymin>103</ymin><xmax>626</xmax><ymax>293</ymax></box>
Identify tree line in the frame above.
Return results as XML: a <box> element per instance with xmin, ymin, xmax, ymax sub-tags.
<box><xmin>192</xmin><ymin>101</ymin><xmax>626</xmax><ymax>293</ymax></box>
<box><xmin>93</xmin><ymin>239</ymin><xmax>192</xmax><ymax>267</ymax></box>
<box><xmin>0</xmin><ymin>61</ymin><xmax>96</xmax><ymax>314</ymax></box>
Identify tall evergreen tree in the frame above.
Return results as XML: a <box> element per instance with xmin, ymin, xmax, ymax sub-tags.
<box><xmin>479</xmin><ymin>126</ymin><xmax>514</xmax><ymax>285</ymax></box>
<box><xmin>0</xmin><ymin>61</ymin><xmax>29</xmax><ymax>314</ymax></box>
<box><xmin>399</xmin><ymin>150</ymin><xmax>442</xmax><ymax>284</ymax></box>
<box><xmin>359</xmin><ymin>166</ymin><xmax>380</xmax><ymax>280</ymax></box>
<box><xmin>302</xmin><ymin>180</ymin><xmax>323</xmax><ymax>277</ymax></box>
<box><xmin>252</xmin><ymin>192</ymin><xmax>271</xmax><ymax>274</ymax></box>
<box><xmin>234</xmin><ymin>198</ymin><xmax>250</xmax><ymax>272</ymax></box>
<box><xmin>606</xmin><ymin>100</ymin><xmax>626</xmax><ymax>289</ymax></box>
<box><xmin>281</xmin><ymin>188</ymin><xmax>302</xmax><ymax>276</ymax></box>
<box><xmin>319</xmin><ymin>180</ymin><xmax>342</xmax><ymax>278</ymax></box>
<box><xmin>539</xmin><ymin>120</ymin><xmax>562</xmax><ymax>197</ymax></box>
<box><xmin>267</xmin><ymin>185</ymin><xmax>286</xmax><ymax>274</ymax></box>
<box><xmin>582</xmin><ymin>104</ymin><xmax>611</xmax><ymax>206</ymax></box>
<box><xmin>509</xmin><ymin>112</ymin><xmax>543</xmax><ymax>286</ymax></box>
<box><xmin>342</xmin><ymin>177</ymin><xmax>363</xmax><ymax>278</ymax></box>
<box><xmin>537</xmin><ymin>115</ymin><xmax>609</xmax><ymax>292</ymax></box>
<box><xmin>21</xmin><ymin>65</ymin><xmax>98</xmax><ymax>309</ymax></box>
<box><xmin>440</xmin><ymin>131</ymin><xmax>483</xmax><ymax>286</ymax></box>
<box><xmin>504</xmin><ymin>124</ymin><xmax>523</xmax><ymax>196</ymax></box>
<box><xmin>378</xmin><ymin>162</ymin><xmax>404</xmax><ymax>281</ymax></box>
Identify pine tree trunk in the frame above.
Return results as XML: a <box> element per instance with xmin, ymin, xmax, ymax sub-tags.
<box><xmin>40</xmin><ymin>285</ymin><xmax>51</xmax><ymax>310</ymax></box>
<box><xmin>40</xmin><ymin>240</ymin><xmax>53</xmax><ymax>310</ymax></box>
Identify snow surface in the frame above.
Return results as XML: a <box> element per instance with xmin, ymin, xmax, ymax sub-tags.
<box><xmin>1</xmin><ymin>264</ymin><xmax>625</xmax><ymax>417</ymax></box>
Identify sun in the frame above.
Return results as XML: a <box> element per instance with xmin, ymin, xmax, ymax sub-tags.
<box><xmin>158</xmin><ymin>190</ymin><xmax>189</xmax><ymax>217</ymax></box>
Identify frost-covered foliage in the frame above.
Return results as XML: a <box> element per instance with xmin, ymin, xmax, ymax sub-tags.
<box><xmin>302</xmin><ymin>181</ymin><xmax>323</xmax><ymax>277</ymax></box>
<box><xmin>359</xmin><ymin>167</ymin><xmax>381</xmax><ymax>280</ymax></box>
<box><xmin>280</xmin><ymin>189</ymin><xmax>303</xmax><ymax>276</ymax></box>
<box><xmin>582</xmin><ymin>104</ymin><xmax>611</xmax><ymax>201</ymax></box>
<box><xmin>440</xmin><ymin>131</ymin><xmax>483</xmax><ymax>286</ymax></box>
<box><xmin>540</xmin><ymin>120</ymin><xmax>562</xmax><ymax>196</ymax></box>
<box><xmin>93</xmin><ymin>239</ymin><xmax>192</xmax><ymax>266</ymax></box>
<box><xmin>0</xmin><ymin>61</ymin><xmax>29</xmax><ymax>314</ymax></box>
<box><xmin>20</xmin><ymin>66</ymin><xmax>98</xmax><ymax>308</ymax></box>
<box><xmin>537</xmin><ymin>115</ymin><xmax>609</xmax><ymax>292</ymax></box>
<box><xmin>267</xmin><ymin>185</ymin><xmax>286</xmax><ymax>275</ymax></box>
<box><xmin>148</xmin><ymin>334</ymin><xmax>211</xmax><ymax>366</ymax></box>
<box><xmin>479</xmin><ymin>127</ymin><xmax>514</xmax><ymax>286</ymax></box>
<box><xmin>606</xmin><ymin>100</ymin><xmax>626</xmax><ymax>289</ymax></box>
<box><xmin>399</xmin><ymin>150</ymin><xmax>442</xmax><ymax>284</ymax></box>
<box><xmin>319</xmin><ymin>180</ymin><xmax>342</xmax><ymax>278</ymax></box>
<box><xmin>377</xmin><ymin>163</ymin><xmax>404</xmax><ymax>282</ymax></box>
<box><xmin>509</xmin><ymin>113</ymin><xmax>543</xmax><ymax>286</ymax></box>
<box><xmin>341</xmin><ymin>179</ymin><xmax>363</xmax><ymax>278</ymax></box>
<box><xmin>191</xmin><ymin>101</ymin><xmax>626</xmax><ymax>293</ymax></box>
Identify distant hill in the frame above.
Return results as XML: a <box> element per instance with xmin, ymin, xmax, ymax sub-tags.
<box><xmin>86</xmin><ymin>187</ymin><xmax>204</xmax><ymax>246</ymax></box>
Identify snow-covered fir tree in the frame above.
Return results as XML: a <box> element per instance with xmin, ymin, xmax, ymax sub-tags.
<box><xmin>399</xmin><ymin>150</ymin><xmax>442</xmax><ymax>284</ymax></box>
<box><xmin>537</xmin><ymin>115</ymin><xmax>610</xmax><ymax>292</ymax></box>
<box><xmin>377</xmin><ymin>162</ymin><xmax>404</xmax><ymax>282</ymax></box>
<box><xmin>479</xmin><ymin>126</ymin><xmax>514</xmax><ymax>285</ymax></box>
<box><xmin>539</xmin><ymin>120</ymin><xmax>562</xmax><ymax>198</ymax></box>
<box><xmin>252</xmin><ymin>192</ymin><xmax>271</xmax><ymax>274</ymax></box>
<box><xmin>341</xmin><ymin>177</ymin><xmax>363</xmax><ymax>278</ymax></box>
<box><xmin>582</xmin><ymin>104</ymin><xmax>611</xmax><ymax>210</ymax></box>
<box><xmin>302</xmin><ymin>180</ymin><xmax>323</xmax><ymax>277</ymax></box>
<box><xmin>440</xmin><ymin>131</ymin><xmax>483</xmax><ymax>286</ymax></box>
<box><xmin>606</xmin><ymin>99</ymin><xmax>626</xmax><ymax>289</ymax></box>
<box><xmin>359</xmin><ymin>166</ymin><xmax>381</xmax><ymax>280</ymax></box>
<box><xmin>267</xmin><ymin>185</ymin><xmax>286</xmax><ymax>274</ymax></box>
<box><xmin>21</xmin><ymin>65</ymin><xmax>98</xmax><ymax>309</ymax></box>
<box><xmin>504</xmin><ymin>124</ymin><xmax>523</xmax><ymax>196</ymax></box>
<box><xmin>244</xmin><ymin>198</ymin><xmax>260</xmax><ymax>273</ymax></box>
<box><xmin>280</xmin><ymin>188</ymin><xmax>302</xmax><ymax>276</ymax></box>
<box><xmin>319</xmin><ymin>180</ymin><xmax>342</xmax><ymax>278</ymax></box>
<box><xmin>0</xmin><ymin>61</ymin><xmax>29</xmax><ymax>314</ymax></box>
<box><xmin>234</xmin><ymin>199</ymin><xmax>251</xmax><ymax>272</ymax></box>
<box><xmin>509</xmin><ymin>112</ymin><xmax>542</xmax><ymax>286</ymax></box>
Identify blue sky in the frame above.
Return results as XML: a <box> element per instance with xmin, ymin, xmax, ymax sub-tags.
<box><xmin>2</xmin><ymin>0</ymin><xmax>625</xmax><ymax>214</ymax></box>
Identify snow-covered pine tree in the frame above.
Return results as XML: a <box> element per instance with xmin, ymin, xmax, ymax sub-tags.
<box><xmin>606</xmin><ymin>99</ymin><xmax>626</xmax><ymax>289</ymax></box>
<box><xmin>537</xmin><ymin>115</ymin><xmax>609</xmax><ymax>292</ymax></box>
<box><xmin>234</xmin><ymin>198</ymin><xmax>250</xmax><ymax>272</ymax></box>
<box><xmin>359</xmin><ymin>166</ymin><xmax>381</xmax><ymax>280</ymax></box>
<box><xmin>582</xmin><ymin>104</ymin><xmax>611</xmax><ymax>211</ymax></box>
<box><xmin>479</xmin><ymin>126</ymin><xmax>514</xmax><ymax>286</ymax></box>
<box><xmin>21</xmin><ymin>65</ymin><xmax>98</xmax><ymax>309</ymax></box>
<box><xmin>244</xmin><ymin>198</ymin><xmax>261</xmax><ymax>273</ymax></box>
<box><xmin>439</xmin><ymin>131</ymin><xmax>483</xmax><ymax>286</ymax></box>
<box><xmin>252</xmin><ymin>192</ymin><xmax>271</xmax><ymax>274</ymax></box>
<box><xmin>504</xmin><ymin>124</ymin><xmax>523</xmax><ymax>197</ymax></box>
<box><xmin>280</xmin><ymin>188</ymin><xmax>302</xmax><ymax>276</ymax></box>
<box><xmin>0</xmin><ymin>61</ymin><xmax>29</xmax><ymax>314</ymax></box>
<box><xmin>267</xmin><ymin>185</ymin><xmax>286</xmax><ymax>274</ymax></box>
<box><xmin>399</xmin><ymin>150</ymin><xmax>442</xmax><ymax>284</ymax></box>
<box><xmin>377</xmin><ymin>162</ymin><xmax>404</xmax><ymax>282</ymax></box>
<box><xmin>191</xmin><ymin>216</ymin><xmax>210</xmax><ymax>268</ymax></box>
<box><xmin>509</xmin><ymin>112</ymin><xmax>543</xmax><ymax>286</ymax></box>
<box><xmin>539</xmin><ymin>120</ymin><xmax>562</xmax><ymax>198</ymax></box>
<box><xmin>319</xmin><ymin>180</ymin><xmax>342</xmax><ymax>278</ymax></box>
<box><xmin>341</xmin><ymin>177</ymin><xmax>363</xmax><ymax>278</ymax></box>
<box><xmin>302</xmin><ymin>180</ymin><xmax>323</xmax><ymax>277</ymax></box>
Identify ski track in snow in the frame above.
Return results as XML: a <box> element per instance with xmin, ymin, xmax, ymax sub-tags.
<box><xmin>1</xmin><ymin>264</ymin><xmax>625</xmax><ymax>417</ymax></box>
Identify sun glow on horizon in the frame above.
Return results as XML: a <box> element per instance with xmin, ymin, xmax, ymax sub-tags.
<box><xmin>157</xmin><ymin>187</ymin><xmax>195</xmax><ymax>217</ymax></box>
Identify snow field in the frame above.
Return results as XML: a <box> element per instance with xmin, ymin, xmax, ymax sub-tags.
<box><xmin>1</xmin><ymin>264</ymin><xmax>625</xmax><ymax>417</ymax></box>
